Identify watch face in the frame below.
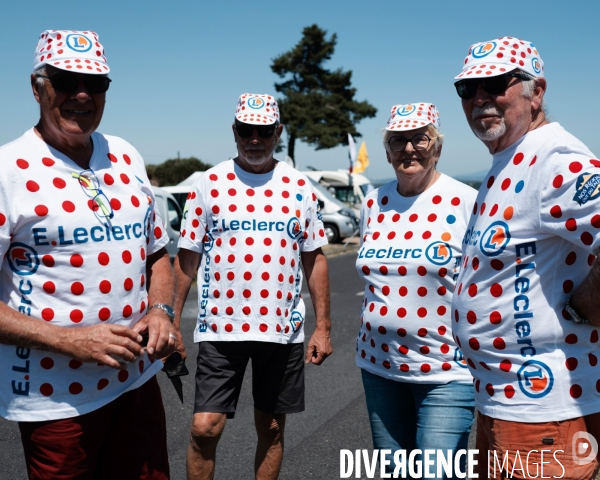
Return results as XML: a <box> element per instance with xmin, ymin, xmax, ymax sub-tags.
<box><xmin>154</xmin><ymin>304</ymin><xmax>175</xmax><ymax>320</ymax></box>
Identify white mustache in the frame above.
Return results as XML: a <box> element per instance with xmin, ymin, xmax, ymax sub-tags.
<box><xmin>472</xmin><ymin>106</ymin><xmax>503</xmax><ymax>120</ymax></box>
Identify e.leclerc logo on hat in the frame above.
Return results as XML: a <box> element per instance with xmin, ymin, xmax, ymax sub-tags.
<box><xmin>532</xmin><ymin>57</ymin><xmax>542</xmax><ymax>74</ymax></box>
<box><xmin>479</xmin><ymin>221</ymin><xmax>511</xmax><ymax>257</ymax></box>
<box><xmin>517</xmin><ymin>360</ymin><xmax>554</xmax><ymax>398</ymax></box>
<box><xmin>471</xmin><ymin>41</ymin><xmax>497</xmax><ymax>58</ymax></box>
<box><xmin>66</xmin><ymin>34</ymin><xmax>92</xmax><ymax>53</ymax></box>
<box><xmin>248</xmin><ymin>97</ymin><xmax>265</xmax><ymax>109</ymax></box>
<box><xmin>396</xmin><ymin>104</ymin><xmax>416</xmax><ymax>116</ymax></box>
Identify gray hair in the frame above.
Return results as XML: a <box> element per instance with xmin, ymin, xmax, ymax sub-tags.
<box><xmin>34</xmin><ymin>66</ymin><xmax>46</xmax><ymax>86</ymax></box>
<box><xmin>519</xmin><ymin>71</ymin><xmax>547</xmax><ymax>116</ymax></box>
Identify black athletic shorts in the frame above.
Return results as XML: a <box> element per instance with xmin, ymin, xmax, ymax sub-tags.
<box><xmin>194</xmin><ymin>341</ymin><xmax>305</xmax><ymax>419</ymax></box>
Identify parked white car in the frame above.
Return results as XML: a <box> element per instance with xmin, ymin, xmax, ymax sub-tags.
<box><xmin>152</xmin><ymin>186</ymin><xmax>183</xmax><ymax>259</ymax></box>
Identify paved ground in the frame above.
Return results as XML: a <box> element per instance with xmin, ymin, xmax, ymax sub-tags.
<box><xmin>0</xmin><ymin>249</ymin><xmax>379</xmax><ymax>480</ymax></box>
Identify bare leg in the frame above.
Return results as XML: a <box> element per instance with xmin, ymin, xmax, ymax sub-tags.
<box><xmin>254</xmin><ymin>409</ymin><xmax>286</xmax><ymax>480</ymax></box>
<box><xmin>187</xmin><ymin>412</ymin><xmax>227</xmax><ymax>480</ymax></box>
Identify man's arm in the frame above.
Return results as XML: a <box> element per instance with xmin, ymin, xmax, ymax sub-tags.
<box><xmin>172</xmin><ymin>248</ymin><xmax>202</xmax><ymax>360</ymax></box>
<box><xmin>132</xmin><ymin>247</ymin><xmax>176</xmax><ymax>359</ymax></box>
<box><xmin>569</xmin><ymin>258</ymin><xmax>600</xmax><ymax>325</ymax></box>
<box><xmin>0</xmin><ymin>303</ymin><xmax>144</xmax><ymax>370</ymax></box>
<box><xmin>301</xmin><ymin>247</ymin><xmax>332</xmax><ymax>365</ymax></box>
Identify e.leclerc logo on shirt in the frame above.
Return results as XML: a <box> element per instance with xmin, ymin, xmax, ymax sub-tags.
<box><xmin>479</xmin><ymin>221</ymin><xmax>511</xmax><ymax>257</ymax></box>
<box><xmin>517</xmin><ymin>360</ymin><xmax>554</xmax><ymax>398</ymax></box>
<box><xmin>396</xmin><ymin>104</ymin><xmax>416</xmax><ymax>116</ymax></box>
<box><xmin>531</xmin><ymin>57</ymin><xmax>542</xmax><ymax>75</ymax></box>
<box><xmin>66</xmin><ymin>34</ymin><xmax>92</xmax><ymax>53</ymax></box>
<box><xmin>247</xmin><ymin>97</ymin><xmax>265</xmax><ymax>109</ymax></box>
<box><xmin>454</xmin><ymin>347</ymin><xmax>468</xmax><ymax>368</ymax></box>
<box><xmin>471</xmin><ymin>41</ymin><xmax>497</xmax><ymax>58</ymax></box>
<box><xmin>290</xmin><ymin>311</ymin><xmax>305</xmax><ymax>333</ymax></box>
<box><xmin>7</xmin><ymin>243</ymin><xmax>39</xmax><ymax>276</ymax></box>
<box><xmin>425</xmin><ymin>241</ymin><xmax>453</xmax><ymax>266</ymax></box>
<box><xmin>287</xmin><ymin>217</ymin><xmax>303</xmax><ymax>242</ymax></box>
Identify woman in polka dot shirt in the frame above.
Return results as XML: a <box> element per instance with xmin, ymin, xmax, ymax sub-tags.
<box><xmin>355</xmin><ymin>103</ymin><xmax>478</xmax><ymax>477</ymax></box>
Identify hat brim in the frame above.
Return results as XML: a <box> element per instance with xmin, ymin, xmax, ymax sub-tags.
<box><xmin>37</xmin><ymin>58</ymin><xmax>110</xmax><ymax>75</ymax></box>
<box><xmin>454</xmin><ymin>64</ymin><xmax>516</xmax><ymax>80</ymax></box>
<box><xmin>385</xmin><ymin>120</ymin><xmax>435</xmax><ymax>132</ymax></box>
<box><xmin>235</xmin><ymin>114</ymin><xmax>277</xmax><ymax>125</ymax></box>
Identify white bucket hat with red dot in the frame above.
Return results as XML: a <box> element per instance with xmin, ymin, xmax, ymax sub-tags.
<box><xmin>235</xmin><ymin>93</ymin><xmax>280</xmax><ymax>125</ymax></box>
<box><xmin>455</xmin><ymin>36</ymin><xmax>543</xmax><ymax>80</ymax></box>
<box><xmin>385</xmin><ymin>103</ymin><xmax>440</xmax><ymax>132</ymax></box>
<box><xmin>33</xmin><ymin>30</ymin><xmax>109</xmax><ymax>74</ymax></box>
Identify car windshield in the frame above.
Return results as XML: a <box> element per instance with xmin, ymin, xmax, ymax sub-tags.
<box><xmin>307</xmin><ymin>178</ymin><xmax>347</xmax><ymax>209</ymax></box>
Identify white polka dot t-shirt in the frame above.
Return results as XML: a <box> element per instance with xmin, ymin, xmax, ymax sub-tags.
<box><xmin>0</xmin><ymin>129</ymin><xmax>168</xmax><ymax>421</ymax></box>
<box><xmin>355</xmin><ymin>174</ymin><xmax>477</xmax><ymax>383</ymax></box>
<box><xmin>452</xmin><ymin>123</ymin><xmax>600</xmax><ymax>422</ymax></box>
<box><xmin>178</xmin><ymin>160</ymin><xmax>327</xmax><ymax>344</ymax></box>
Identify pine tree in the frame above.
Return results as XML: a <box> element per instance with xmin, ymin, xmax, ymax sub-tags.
<box><xmin>271</xmin><ymin>24</ymin><xmax>377</xmax><ymax>162</ymax></box>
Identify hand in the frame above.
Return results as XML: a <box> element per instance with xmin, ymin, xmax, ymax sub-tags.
<box><xmin>305</xmin><ymin>328</ymin><xmax>333</xmax><ymax>365</ymax></box>
<box><xmin>167</xmin><ymin>326</ymin><xmax>187</xmax><ymax>362</ymax></box>
<box><xmin>62</xmin><ymin>323</ymin><xmax>144</xmax><ymax>370</ymax></box>
<box><xmin>132</xmin><ymin>310</ymin><xmax>176</xmax><ymax>360</ymax></box>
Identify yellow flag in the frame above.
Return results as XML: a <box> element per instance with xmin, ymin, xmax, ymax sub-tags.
<box><xmin>354</xmin><ymin>141</ymin><xmax>369</xmax><ymax>173</ymax></box>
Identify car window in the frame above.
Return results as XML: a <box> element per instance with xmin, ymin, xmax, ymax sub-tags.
<box><xmin>167</xmin><ymin>198</ymin><xmax>182</xmax><ymax>232</ymax></box>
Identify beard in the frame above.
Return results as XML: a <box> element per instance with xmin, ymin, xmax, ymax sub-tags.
<box><xmin>240</xmin><ymin>147</ymin><xmax>271</xmax><ymax>166</ymax></box>
<box><xmin>470</xmin><ymin>105</ymin><xmax>506</xmax><ymax>141</ymax></box>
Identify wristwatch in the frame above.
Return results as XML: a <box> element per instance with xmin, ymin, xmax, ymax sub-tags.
<box><xmin>150</xmin><ymin>303</ymin><xmax>175</xmax><ymax>323</ymax></box>
<box><xmin>564</xmin><ymin>296</ymin><xmax>591</xmax><ymax>325</ymax></box>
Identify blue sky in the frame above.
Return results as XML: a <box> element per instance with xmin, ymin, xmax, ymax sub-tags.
<box><xmin>0</xmin><ymin>1</ymin><xmax>597</xmax><ymax>182</ymax></box>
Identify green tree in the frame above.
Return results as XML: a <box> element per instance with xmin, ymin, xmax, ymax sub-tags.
<box><xmin>271</xmin><ymin>24</ymin><xmax>377</xmax><ymax>162</ymax></box>
<box><xmin>148</xmin><ymin>157</ymin><xmax>211</xmax><ymax>186</ymax></box>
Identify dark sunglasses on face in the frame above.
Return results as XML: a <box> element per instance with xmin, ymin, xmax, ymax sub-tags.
<box><xmin>36</xmin><ymin>73</ymin><xmax>112</xmax><ymax>94</ymax></box>
<box><xmin>454</xmin><ymin>72</ymin><xmax>532</xmax><ymax>100</ymax></box>
<box><xmin>235</xmin><ymin>122</ymin><xmax>278</xmax><ymax>139</ymax></box>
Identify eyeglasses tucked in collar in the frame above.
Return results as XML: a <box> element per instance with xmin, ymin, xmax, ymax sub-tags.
<box><xmin>72</xmin><ymin>169</ymin><xmax>114</xmax><ymax>219</ymax></box>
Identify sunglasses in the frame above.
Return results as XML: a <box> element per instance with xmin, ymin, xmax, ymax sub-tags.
<box><xmin>454</xmin><ymin>72</ymin><xmax>531</xmax><ymax>100</ymax></box>
<box><xmin>235</xmin><ymin>122</ymin><xmax>278</xmax><ymax>139</ymax></box>
<box><xmin>72</xmin><ymin>169</ymin><xmax>115</xmax><ymax>220</ymax></box>
<box><xmin>37</xmin><ymin>73</ymin><xmax>112</xmax><ymax>94</ymax></box>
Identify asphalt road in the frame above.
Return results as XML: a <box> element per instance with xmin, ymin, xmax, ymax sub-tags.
<box><xmin>0</xmin><ymin>252</ymin><xmax>379</xmax><ymax>480</ymax></box>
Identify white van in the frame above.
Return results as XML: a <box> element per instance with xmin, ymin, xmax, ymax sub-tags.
<box><xmin>301</xmin><ymin>170</ymin><xmax>374</xmax><ymax>213</ymax></box>
<box><xmin>152</xmin><ymin>186</ymin><xmax>183</xmax><ymax>259</ymax></box>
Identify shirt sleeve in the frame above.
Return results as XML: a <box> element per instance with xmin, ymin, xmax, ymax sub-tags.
<box><xmin>359</xmin><ymin>196</ymin><xmax>369</xmax><ymax>247</ymax></box>
<box><xmin>299</xmin><ymin>182</ymin><xmax>328</xmax><ymax>252</ymax></box>
<box><xmin>178</xmin><ymin>184</ymin><xmax>209</xmax><ymax>253</ymax></box>
<box><xmin>539</xmin><ymin>153</ymin><xmax>600</xmax><ymax>254</ymax></box>
<box><xmin>0</xmin><ymin>183</ymin><xmax>11</xmax><ymax>259</ymax></box>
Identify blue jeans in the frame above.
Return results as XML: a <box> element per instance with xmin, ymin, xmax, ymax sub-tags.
<box><xmin>361</xmin><ymin>369</ymin><xmax>475</xmax><ymax>479</ymax></box>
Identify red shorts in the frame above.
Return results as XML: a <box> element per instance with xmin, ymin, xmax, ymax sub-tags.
<box><xmin>475</xmin><ymin>412</ymin><xmax>600</xmax><ymax>480</ymax></box>
<box><xmin>18</xmin><ymin>375</ymin><xmax>169</xmax><ymax>480</ymax></box>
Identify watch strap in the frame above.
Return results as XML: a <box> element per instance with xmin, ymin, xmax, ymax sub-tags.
<box><xmin>565</xmin><ymin>296</ymin><xmax>591</xmax><ymax>325</ymax></box>
<box><xmin>150</xmin><ymin>303</ymin><xmax>175</xmax><ymax>323</ymax></box>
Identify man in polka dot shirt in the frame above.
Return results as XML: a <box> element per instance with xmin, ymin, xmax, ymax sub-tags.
<box><xmin>0</xmin><ymin>30</ymin><xmax>176</xmax><ymax>479</ymax></box>
<box><xmin>174</xmin><ymin>93</ymin><xmax>332</xmax><ymax>480</ymax></box>
<box><xmin>453</xmin><ymin>36</ymin><xmax>600</xmax><ymax>478</ymax></box>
